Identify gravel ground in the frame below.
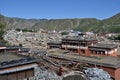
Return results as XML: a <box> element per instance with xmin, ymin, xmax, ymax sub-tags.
<box><xmin>63</xmin><ymin>75</ymin><xmax>87</xmax><ymax>80</ymax></box>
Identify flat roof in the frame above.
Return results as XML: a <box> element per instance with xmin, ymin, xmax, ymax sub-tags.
<box><xmin>47</xmin><ymin>41</ymin><xmax>62</xmax><ymax>44</ymax></box>
<box><xmin>62</xmin><ymin>38</ymin><xmax>97</xmax><ymax>42</ymax></box>
<box><xmin>0</xmin><ymin>53</ymin><xmax>36</xmax><ymax>68</ymax></box>
<box><xmin>47</xmin><ymin>49</ymin><xmax>120</xmax><ymax>68</ymax></box>
<box><xmin>89</xmin><ymin>44</ymin><xmax>117</xmax><ymax>49</ymax></box>
<box><xmin>0</xmin><ymin>53</ymin><xmax>26</xmax><ymax>62</ymax></box>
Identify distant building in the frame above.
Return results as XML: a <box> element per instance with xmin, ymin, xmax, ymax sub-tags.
<box><xmin>61</xmin><ymin>37</ymin><xmax>97</xmax><ymax>56</ymax></box>
<box><xmin>68</xmin><ymin>30</ymin><xmax>81</xmax><ymax>37</ymax></box>
<box><xmin>47</xmin><ymin>41</ymin><xmax>62</xmax><ymax>49</ymax></box>
<box><xmin>0</xmin><ymin>43</ymin><xmax>30</xmax><ymax>53</ymax></box>
<box><xmin>88</xmin><ymin>44</ymin><xmax>117</xmax><ymax>56</ymax></box>
<box><xmin>47</xmin><ymin>37</ymin><xmax>118</xmax><ymax>57</ymax></box>
<box><xmin>0</xmin><ymin>43</ymin><xmax>6</xmax><ymax>52</ymax></box>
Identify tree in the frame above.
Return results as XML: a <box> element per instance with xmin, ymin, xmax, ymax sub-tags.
<box><xmin>0</xmin><ymin>23</ymin><xmax>4</xmax><ymax>39</ymax></box>
<box><xmin>115</xmin><ymin>35</ymin><xmax>120</xmax><ymax>40</ymax></box>
<box><xmin>19</xmin><ymin>44</ymin><xmax>23</xmax><ymax>47</ymax></box>
<box><xmin>15</xmin><ymin>28</ymin><xmax>21</xmax><ymax>31</ymax></box>
<box><xmin>61</xmin><ymin>32</ymin><xmax>69</xmax><ymax>35</ymax></box>
<box><xmin>0</xmin><ymin>23</ymin><xmax>7</xmax><ymax>43</ymax></box>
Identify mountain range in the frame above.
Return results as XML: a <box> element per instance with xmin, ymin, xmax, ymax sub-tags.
<box><xmin>0</xmin><ymin>13</ymin><xmax>120</xmax><ymax>33</ymax></box>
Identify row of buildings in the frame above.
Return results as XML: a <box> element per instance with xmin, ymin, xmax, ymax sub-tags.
<box><xmin>47</xmin><ymin>36</ymin><xmax>120</xmax><ymax>80</ymax></box>
<box><xmin>47</xmin><ymin>37</ymin><xmax>117</xmax><ymax>57</ymax></box>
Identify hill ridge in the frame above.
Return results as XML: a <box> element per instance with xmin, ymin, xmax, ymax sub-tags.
<box><xmin>0</xmin><ymin>13</ymin><xmax>120</xmax><ymax>33</ymax></box>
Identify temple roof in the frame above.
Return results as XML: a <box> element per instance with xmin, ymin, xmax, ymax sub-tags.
<box><xmin>89</xmin><ymin>44</ymin><xmax>117</xmax><ymax>49</ymax></box>
<box><xmin>0</xmin><ymin>53</ymin><xmax>36</xmax><ymax>69</ymax></box>
<box><xmin>62</xmin><ymin>37</ymin><xmax>97</xmax><ymax>42</ymax></box>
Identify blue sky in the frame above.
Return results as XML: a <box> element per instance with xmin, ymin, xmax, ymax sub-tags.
<box><xmin>0</xmin><ymin>0</ymin><xmax>120</xmax><ymax>19</ymax></box>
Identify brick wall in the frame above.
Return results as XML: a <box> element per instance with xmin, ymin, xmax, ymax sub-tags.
<box><xmin>115</xmin><ymin>67</ymin><xmax>120</xmax><ymax>80</ymax></box>
<box><xmin>101</xmin><ymin>66</ymin><xmax>115</xmax><ymax>78</ymax></box>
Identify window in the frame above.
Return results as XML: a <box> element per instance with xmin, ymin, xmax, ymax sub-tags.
<box><xmin>81</xmin><ymin>50</ymin><xmax>85</xmax><ymax>54</ymax></box>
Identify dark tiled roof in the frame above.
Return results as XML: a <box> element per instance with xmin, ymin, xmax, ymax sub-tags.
<box><xmin>0</xmin><ymin>53</ymin><xmax>36</xmax><ymax>69</ymax></box>
<box><xmin>47</xmin><ymin>41</ymin><xmax>62</xmax><ymax>44</ymax></box>
<box><xmin>89</xmin><ymin>44</ymin><xmax>117</xmax><ymax>49</ymax></box>
<box><xmin>20</xmin><ymin>48</ymin><xmax>30</xmax><ymax>52</ymax></box>
<box><xmin>6</xmin><ymin>45</ymin><xmax>20</xmax><ymax>49</ymax></box>
<box><xmin>32</xmin><ymin>50</ymin><xmax>48</xmax><ymax>55</ymax></box>
<box><xmin>62</xmin><ymin>38</ymin><xmax>97</xmax><ymax>42</ymax></box>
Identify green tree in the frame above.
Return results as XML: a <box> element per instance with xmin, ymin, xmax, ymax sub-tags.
<box><xmin>115</xmin><ymin>35</ymin><xmax>120</xmax><ymax>40</ymax></box>
<box><xmin>0</xmin><ymin>23</ymin><xmax>7</xmax><ymax>43</ymax></box>
<box><xmin>61</xmin><ymin>32</ymin><xmax>69</xmax><ymax>35</ymax></box>
<box><xmin>0</xmin><ymin>23</ymin><xmax>4</xmax><ymax>39</ymax></box>
<box><xmin>16</xmin><ymin>28</ymin><xmax>21</xmax><ymax>31</ymax></box>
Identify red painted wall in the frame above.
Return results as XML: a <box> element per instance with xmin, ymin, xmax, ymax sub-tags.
<box><xmin>115</xmin><ymin>67</ymin><xmax>120</xmax><ymax>80</ymax></box>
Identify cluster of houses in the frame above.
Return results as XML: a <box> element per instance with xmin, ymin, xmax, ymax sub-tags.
<box><xmin>1</xmin><ymin>29</ymin><xmax>120</xmax><ymax>80</ymax></box>
<box><xmin>47</xmin><ymin>32</ymin><xmax>118</xmax><ymax>57</ymax></box>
